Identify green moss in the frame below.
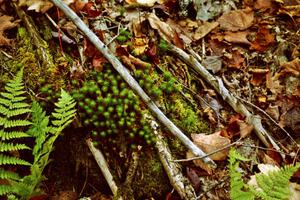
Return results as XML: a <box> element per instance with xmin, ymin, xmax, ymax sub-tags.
<box><xmin>133</xmin><ymin>149</ymin><xmax>170</xmax><ymax>199</ymax></box>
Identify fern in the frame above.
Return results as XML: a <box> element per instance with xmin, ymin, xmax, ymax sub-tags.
<box><xmin>0</xmin><ymin>69</ymin><xmax>32</xmax><ymax>196</ymax></box>
<box><xmin>229</xmin><ymin>148</ymin><xmax>300</xmax><ymax>200</ymax></box>
<box><xmin>0</xmin><ymin>69</ymin><xmax>76</xmax><ymax>199</ymax></box>
<box><xmin>229</xmin><ymin>148</ymin><xmax>254</xmax><ymax>200</ymax></box>
<box><xmin>249</xmin><ymin>163</ymin><xmax>300</xmax><ymax>200</ymax></box>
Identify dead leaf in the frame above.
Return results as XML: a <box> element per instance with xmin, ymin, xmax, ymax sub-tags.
<box><xmin>147</xmin><ymin>13</ymin><xmax>183</xmax><ymax>48</ymax></box>
<box><xmin>217</xmin><ymin>7</ymin><xmax>254</xmax><ymax>31</ymax></box>
<box><xmin>222</xmin><ymin>114</ymin><xmax>253</xmax><ymax>138</ymax></box>
<box><xmin>125</xmin><ymin>0</ymin><xmax>165</xmax><ymax>7</ymax></box>
<box><xmin>0</xmin><ymin>15</ymin><xmax>19</xmax><ymax>46</ymax></box>
<box><xmin>279</xmin><ymin>4</ymin><xmax>300</xmax><ymax>17</ymax></box>
<box><xmin>202</xmin><ymin>56</ymin><xmax>222</xmax><ymax>74</ymax></box>
<box><xmin>191</xmin><ymin>132</ymin><xmax>231</xmax><ymax>161</ymax></box>
<box><xmin>265</xmin><ymin>104</ymin><xmax>280</xmax><ymax>121</ymax></box>
<box><xmin>193</xmin><ymin>21</ymin><xmax>219</xmax><ymax>40</ymax></box>
<box><xmin>250</xmin><ymin>26</ymin><xmax>275</xmax><ymax>52</ymax></box>
<box><xmin>266</xmin><ymin>72</ymin><xmax>283</xmax><ymax>94</ymax></box>
<box><xmin>224</xmin><ymin>50</ymin><xmax>245</xmax><ymax>69</ymax></box>
<box><xmin>254</xmin><ymin>0</ymin><xmax>274</xmax><ymax>10</ymax></box>
<box><xmin>131</xmin><ymin>37</ymin><xmax>149</xmax><ymax>56</ymax></box>
<box><xmin>19</xmin><ymin>0</ymin><xmax>74</xmax><ymax>13</ymax></box>
<box><xmin>224</xmin><ymin>31</ymin><xmax>251</xmax><ymax>45</ymax></box>
<box><xmin>279</xmin><ymin>106</ymin><xmax>300</xmax><ymax>134</ymax></box>
<box><xmin>281</xmin><ymin>58</ymin><xmax>300</xmax><ymax>76</ymax></box>
<box><xmin>249</xmin><ymin>68</ymin><xmax>269</xmax><ymax>86</ymax></box>
<box><xmin>186</xmin><ymin>151</ymin><xmax>213</xmax><ymax>174</ymax></box>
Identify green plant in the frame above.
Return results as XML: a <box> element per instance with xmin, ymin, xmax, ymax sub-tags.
<box><xmin>72</xmin><ymin>66</ymin><xmax>156</xmax><ymax>145</ymax></box>
<box><xmin>0</xmin><ymin>69</ymin><xmax>76</xmax><ymax>198</ymax></box>
<box><xmin>229</xmin><ymin>148</ymin><xmax>300</xmax><ymax>200</ymax></box>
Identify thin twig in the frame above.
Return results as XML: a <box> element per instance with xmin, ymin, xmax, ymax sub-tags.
<box><xmin>235</xmin><ymin>95</ymin><xmax>297</xmax><ymax>145</ymax></box>
<box><xmin>173</xmin><ymin>138</ymin><xmax>242</xmax><ymax>163</ymax></box>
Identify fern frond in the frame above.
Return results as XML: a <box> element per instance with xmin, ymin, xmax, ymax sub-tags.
<box><xmin>0</xmin><ymin>185</ymin><xmax>13</xmax><ymax>196</ymax></box>
<box><xmin>51</xmin><ymin>89</ymin><xmax>76</xmax><ymax>130</ymax></box>
<box><xmin>0</xmin><ymin>106</ymin><xmax>31</xmax><ymax>118</ymax></box>
<box><xmin>0</xmin><ymin>154</ymin><xmax>31</xmax><ymax>166</ymax></box>
<box><xmin>27</xmin><ymin>101</ymin><xmax>50</xmax><ymax>156</ymax></box>
<box><xmin>229</xmin><ymin>148</ymin><xmax>254</xmax><ymax>200</ymax></box>
<box><xmin>0</xmin><ymin>143</ymin><xmax>30</xmax><ymax>152</ymax></box>
<box><xmin>0</xmin><ymin>119</ymin><xmax>32</xmax><ymax>128</ymax></box>
<box><xmin>0</xmin><ymin>130</ymin><xmax>30</xmax><ymax>140</ymax></box>
<box><xmin>0</xmin><ymin>169</ymin><xmax>20</xmax><ymax>180</ymax></box>
<box><xmin>250</xmin><ymin>163</ymin><xmax>300</xmax><ymax>200</ymax></box>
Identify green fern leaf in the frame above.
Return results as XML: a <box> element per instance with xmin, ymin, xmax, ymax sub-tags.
<box><xmin>0</xmin><ymin>154</ymin><xmax>31</xmax><ymax>166</ymax></box>
<box><xmin>2</xmin><ymin>119</ymin><xmax>32</xmax><ymax>128</ymax></box>
<box><xmin>0</xmin><ymin>185</ymin><xmax>13</xmax><ymax>196</ymax></box>
<box><xmin>0</xmin><ymin>130</ymin><xmax>30</xmax><ymax>140</ymax></box>
<box><xmin>0</xmin><ymin>142</ymin><xmax>30</xmax><ymax>152</ymax></box>
<box><xmin>0</xmin><ymin>169</ymin><xmax>20</xmax><ymax>180</ymax></box>
<box><xmin>27</xmin><ymin>101</ymin><xmax>50</xmax><ymax>156</ymax></box>
<box><xmin>250</xmin><ymin>163</ymin><xmax>300</xmax><ymax>200</ymax></box>
<box><xmin>51</xmin><ymin>89</ymin><xmax>76</xmax><ymax>131</ymax></box>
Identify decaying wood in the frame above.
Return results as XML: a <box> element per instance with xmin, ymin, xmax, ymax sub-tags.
<box><xmin>86</xmin><ymin>139</ymin><xmax>121</xmax><ymax>199</ymax></box>
<box><xmin>12</xmin><ymin>3</ymin><xmax>55</xmax><ymax>71</ymax></box>
<box><xmin>169</xmin><ymin>44</ymin><xmax>283</xmax><ymax>154</ymax></box>
<box><xmin>151</xmin><ymin>120</ymin><xmax>197</xmax><ymax>200</ymax></box>
<box><xmin>50</xmin><ymin>0</ymin><xmax>216</xmax><ymax>168</ymax></box>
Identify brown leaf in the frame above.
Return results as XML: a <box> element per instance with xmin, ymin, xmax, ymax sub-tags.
<box><xmin>193</xmin><ymin>21</ymin><xmax>219</xmax><ymax>40</ymax></box>
<box><xmin>0</xmin><ymin>15</ymin><xmax>19</xmax><ymax>46</ymax></box>
<box><xmin>254</xmin><ymin>0</ymin><xmax>274</xmax><ymax>10</ymax></box>
<box><xmin>217</xmin><ymin>7</ymin><xmax>254</xmax><ymax>31</ymax></box>
<box><xmin>186</xmin><ymin>151</ymin><xmax>213</xmax><ymax>174</ymax></box>
<box><xmin>191</xmin><ymin>132</ymin><xmax>231</xmax><ymax>161</ymax></box>
<box><xmin>250</xmin><ymin>26</ymin><xmax>275</xmax><ymax>52</ymax></box>
<box><xmin>279</xmin><ymin>106</ymin><xmax>300</xmax><ymax>133</ymax></box>
<box><xmin>147</xmin><ymin>13</ymin><xmax>183</xmax><ymax>48</ymax></box>
<box><xmin>224</xmin><ymin>50</ymin><xmax>245</xmax><ymax>69</ymax></box>
<box><xmin>279</xmin><ymin>4</ymin><xmax>300</xmax><ymax>17</ymax></box>
<box><xmin>249</xmin><ymin>68</ymin><xmax>269</xmax><ymax>86</ymax></box>
<box><xmin>224</xmin><ymin>31</ymin><xmax>251</xmax><ymax>45</ymax></box>
<box><xmin>19</xmin><ymin>0</ymin><xmax>74</xmax><ymax>13</ymax></box>
<box><xmin>281</xmin><ymin>58</ymin><xmax>300</xmax><ymax>76</ymax></box>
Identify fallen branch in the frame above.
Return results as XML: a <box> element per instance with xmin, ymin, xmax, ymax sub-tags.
<box><xmin>150</xmin><ymin>120</ymin><xmax>197</xmax><ymax>199</ymax></box>
<box><xmin>169</xmin><ymin>44</ymin><xmax>282</xmax><ymax>154</ymax></box>
<box><xmin>86</xmin><ymin>138</ymin><xmax>120</xmax><ymax>198</ymax></box>
<box><xmin>50</xmin><ymin>0</ymin><xmax>216</xmax><ymax>167</ymax></box>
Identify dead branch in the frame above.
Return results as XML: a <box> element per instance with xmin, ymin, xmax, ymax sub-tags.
<box><xmin>168</xmin><ymin>44</ymin><xmax>282</xmax><ymax>154</ymax></box>
<box><xmin>150</xmin><ymin>120</ymin><xmax>197</xmax><ymax>199</ymax></box>
<box><xmin>50</xmin><ymin>0</ymin><xmax>216</xmax><ymax>168</ymax></box>
<box><xmin>86</xmin><ymin>138</ymin><xmax>120</xmax><ymax>198</ymax></box>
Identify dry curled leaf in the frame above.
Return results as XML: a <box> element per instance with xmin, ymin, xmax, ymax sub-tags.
<box><xmin>281</xmin><ymin>58</ymin><xmax>300</xmax><ymax>76</ymax></box>
<box><xmin>191</xmin><ymin>132</ymin><xmax>231</xmax><ymax>161</ymax></box>
<box><xmin>0</xmin><ymin>15</ymin><xmax>20</xmax><ymax>46</ymax></box>
<box><xmin>217</xmin><ymin>7</ymin><xmax>254</xmax><ymax>31</ymax></box>
<box><xmin>19</xmin><ymin>0</ymin><xmax>74</xmax><ymax>13</ymax></box>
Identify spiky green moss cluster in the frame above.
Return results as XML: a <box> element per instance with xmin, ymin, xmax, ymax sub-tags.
<box><xmin>116</xmin><ymin>28</ymin><xmax>132</xmax><ymax>43</ymax></box>
<box><xmin>72</xmin><ymin>67</ymin><xmax>156</xmax><ymax>145</ymax></box>
<box><xmin>134</xmin><ymin>67</ymin><xmax>180</xmax><ymax>100</ymax></box>
<box><xmin>40</xmin><ymin>84</ymin><xmax>60</xmax><ymax>103</ymax></box>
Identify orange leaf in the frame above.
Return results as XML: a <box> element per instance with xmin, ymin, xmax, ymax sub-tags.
<box><xmin>281</xmin><ymin>58</ymin><xmax>300</xmax><ymax>76</ymax></box>
<box><xmin>224</xmin><ymin>31</ymin><xmax>251</xmax><ymax>45</ymax></box>
<box><xmin>250</xmin><ymin>26</ymin><xmax>275</xmax><ymax>52</ymax></box>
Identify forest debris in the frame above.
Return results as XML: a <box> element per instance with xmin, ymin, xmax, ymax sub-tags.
<box><xmin>0</xmin><ymin>15</ymin><xmax>20</xmax><ymax>46</ymax></box>
<box><xmin>151</xmin><ymin>120</ymin><xmax>197</xmax><ymax>199</ymax></box>
<box><xmin>217</xmin><ymin>7</ymin><xmax>254</xmax><ymax>31</ymax></box>
<box><xmin>86</xmin><ymin>139</ymin><xmax>120</xmax><ymax>198</ymax></box>
<box><xmin>168</xmin><ymin>43</ymin><xmax>283</xmax><ymax>155</ymax></box>
<box><xmin>202</xmin><ymin>56</ymin><xmax>222</xmax><ymax>74</ymax></box>
<box><xmin>250</xmin><ymin>26</ymin><xmax>275</xmax><ymax>52</ymax></box>
<box><xmin>147</xmin><ymin>13</ymin><xmax>184</xmax><ymax>48</ymax></box>
<box><xmin>125</xmin><ymin>0</ymin><xmax>165</xmax><ymax>7</ymax></box>
<box><xmin>51</xmin><ymin>0</ymin><xmax>216</xmax><ymax>167</ymax></box>
<box><xmin>281</xmin><ymin>58</ymin><xmax>300</xmax><ymax>76</ymax></box>
<box><xmin>193</xmin><ymin>21</ymin><xmax>219</xmax><ymax>41</ymax></box>
<box><xmin>19</xmin><ymin>0</ymin><xmax>75</xmax><ymax>13</ymax></box>
<box><xmin>191</xmin><ymin>132</ymin><xmax>230</xmax><ymax>161</ymax></box>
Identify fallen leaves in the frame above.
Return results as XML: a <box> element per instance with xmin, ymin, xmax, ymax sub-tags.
<box><xmin>0</xmin><ymin>15</ymin><xmax>20</xmax><ymax>46</ymax></box>
<box><xmin>250</xmin><ymin>26</ymin><xmax>275</xmax><ymax>52</ymax></box>
<box><xmin>217</xmin><ymin>8</ymin><xmax>254</xmax><ymax>31</ymax></box>
<box><xmin>281</xmin><ymin>58</ymin><xmax>300</xmax><ymax>76</ymax></box>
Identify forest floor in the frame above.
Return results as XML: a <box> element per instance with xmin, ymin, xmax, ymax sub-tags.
<box><xmin>0</xmin><ymin>0</ymin><xmax>299</xmax><ymax>200</ymax></box>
